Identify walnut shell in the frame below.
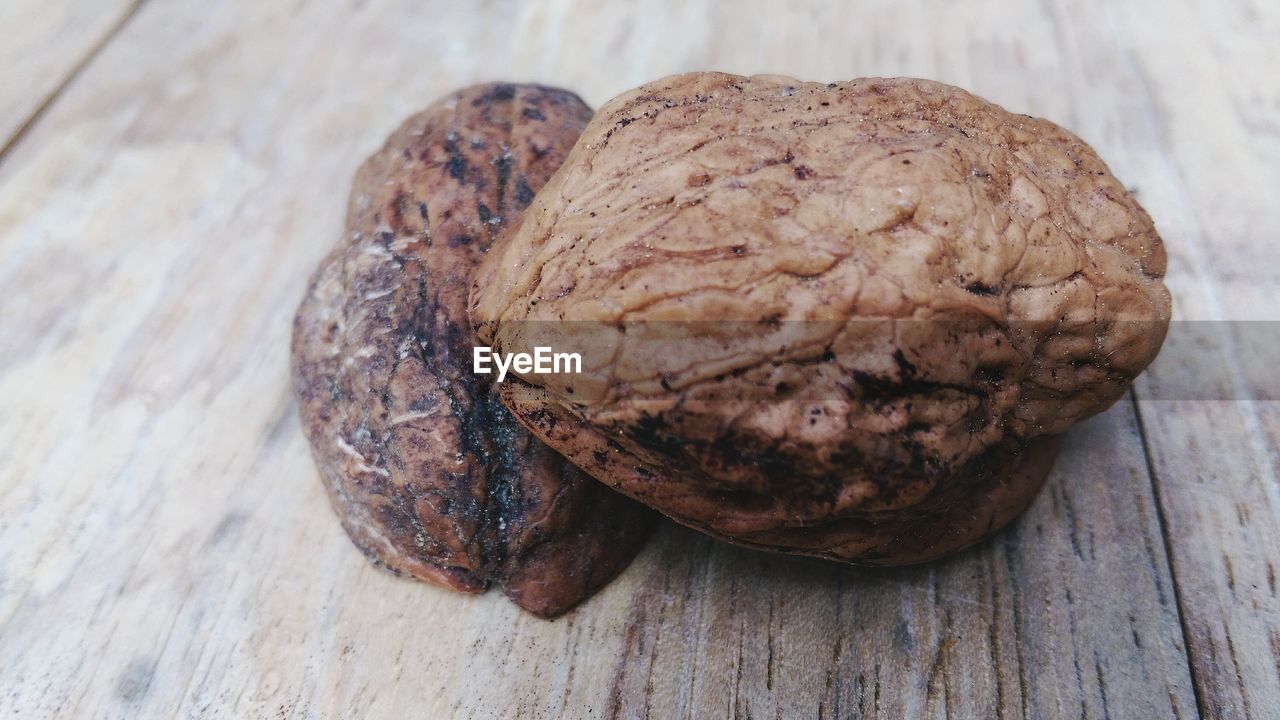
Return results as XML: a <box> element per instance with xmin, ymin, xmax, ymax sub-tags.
<box><xmin>292</xmin><ymin>83</ymin><xmax>654</xmax><ymax>616</ymax></box>
<box><xmin>471</xmin><ymin>73</ymin><xmax>1170</xmax><ymax>564</ymax></box>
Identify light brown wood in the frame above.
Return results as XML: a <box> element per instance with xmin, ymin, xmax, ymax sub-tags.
<box><xmin>0</xmin><ymin>0</ymin><xmax>1273</xmax><ymax>718</ymax></box>
<box><xmin>0</xmin><ymin>0</ymin><xmax>140</xmax><ymax>154</ymax></box>
<box><xmin>1071</xmin><ymin>1</ymin><xmax>1280</xmax><ymax>717</ymax></box>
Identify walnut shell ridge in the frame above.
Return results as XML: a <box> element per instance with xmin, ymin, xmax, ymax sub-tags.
<box><xmin>471</xmin><ymin>73</ymin><xmax>1171</xmax><ymax>564</ymax></box>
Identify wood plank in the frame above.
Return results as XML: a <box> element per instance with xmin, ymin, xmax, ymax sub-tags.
<box><xmin>597</xmin><ymin>410</ymin><xmax>1195</xmax><ymax>719</ymax></box>
<box><xmin>0</xmin><ymin>0</ymin><xmax>1258</xmax><ymax>717</ymax></box>
<box><xmin>0</xmin><ymin>0</ymin><xmax>141</xmax><ymax>154</ymax></box>
<box><xmin>1060</xmin><ymin>0</ymin><xmax>1280</xmax><ymax>716</ymax></box>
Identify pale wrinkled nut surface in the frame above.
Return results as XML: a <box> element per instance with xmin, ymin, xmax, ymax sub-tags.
<box><xmin>472</xmin><ymin>72</ymin><xmax>1171</xmax><ymax>564</ymax></box>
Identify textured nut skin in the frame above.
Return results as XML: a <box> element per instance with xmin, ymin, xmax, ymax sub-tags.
<box><xmin>291</xmin><ymin>83</ymin><xmax>654</xmax><ymax>617</ymax></box>
<box><xmin>472</xmin><ymin>73</ymin><xmax>1171</xmax><ymax>565</ymax></box>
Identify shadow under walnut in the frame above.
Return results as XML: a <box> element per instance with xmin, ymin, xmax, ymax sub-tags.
<box><xmin>291</xmin><ymin>83</ymin><xmax>655</xmax><ymax>618</ymax></box>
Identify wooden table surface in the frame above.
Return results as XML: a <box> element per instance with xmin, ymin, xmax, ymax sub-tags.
<box><xmin>2</xmin><ymin>1</ymin><xmax>1277</xmax><ymax>718</ymax></box>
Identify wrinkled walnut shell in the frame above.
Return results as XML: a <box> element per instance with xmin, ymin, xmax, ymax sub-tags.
<box><xmin>292</xmin><ymin>83</ymin><xmax>654</xmax><ymax>616</ymax></box>
<box><xmin>472</xmin><ymin>73</ymin><xmax>1170</xmax><ymax>565</ymax></box>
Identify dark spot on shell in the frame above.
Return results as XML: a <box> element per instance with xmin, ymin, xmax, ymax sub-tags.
<box><xmin>628</xmin><ymin>413</ymin><xmax>684</xmax><ymax>454</ymax></box>
<box><xmin>447</xmin><ymin>154</ymin><xmax>467</xmax><ymax>181</ymax></box>
<box><xmin>514</xmin><ymin>178</ymin><xmax>536</xmax><ymax>205</ymax></box>
<box><xmin>963</xmin><ymin>280</ymin><xmax>1000</xmax><ymax>296</ymax></box>
<box><xmin>477</xmin><ymin>84</ymin><xmax>516</xmax><ymax>103</ymax></box>
<box><xmin>974</xmin><ymin>366</ymin><xmax>1004</xmax><ymax>384</ymax></box>
<box><xmin>443</xmin><ymin>134</ymin><xmax>468</xmax><ymax>181</ymax></box>
<box><xmin>966</xmin><ymin>409</ymin><xmax>992</xmax><ymax>433</ymax></box>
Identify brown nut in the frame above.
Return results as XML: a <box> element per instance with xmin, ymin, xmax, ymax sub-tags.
<box><xmin>291</xmin><ymin>83</ymin><xmax>654</xmax><ymax>617</ymax></box>
<box><xmin>471</xmin><ymin>73</ymin><xmax>1171</xmax><ymax>565</ymax></box>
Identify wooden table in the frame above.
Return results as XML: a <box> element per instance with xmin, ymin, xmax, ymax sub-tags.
<box><xmin>2</xmin><ymin>1</ymin><xmax>1276</xmax><ymax>717</ymax></box>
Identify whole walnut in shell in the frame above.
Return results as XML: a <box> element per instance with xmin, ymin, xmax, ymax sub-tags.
<box><xmin>471</xmin><ymin>72</ymin><xmax>1170</xmax><ymax>564</ymax></box>
<box><xmin>292</xmin><ymin>83</ymin><xmax>653</xmax><ymax>617</ymax></box>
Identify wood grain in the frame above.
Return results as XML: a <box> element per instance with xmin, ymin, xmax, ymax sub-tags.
<box><xmin>0</xmin><ymin>0</ymin><xmax>1273</xmax><ymax>718</ymax></box>
<box><xmin>0</xmin><ymin>0</ymin><xmax>141</xmax><ymax>155</ymax></box>
<box><xmin>1071</xmin><ymin>1</ymin><xmax>1280</xmax><ymax>717</ymax></box>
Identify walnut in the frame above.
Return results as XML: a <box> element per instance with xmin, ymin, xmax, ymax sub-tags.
<box><xmin>471</xmin><ymin>73</ymin><xmax>1170</xmax><ymax>564</ymax></box>
<box><xmin>292</xmin><ymin>83</ymin><xmax>654</xmax><ymax>617</ymax></box>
